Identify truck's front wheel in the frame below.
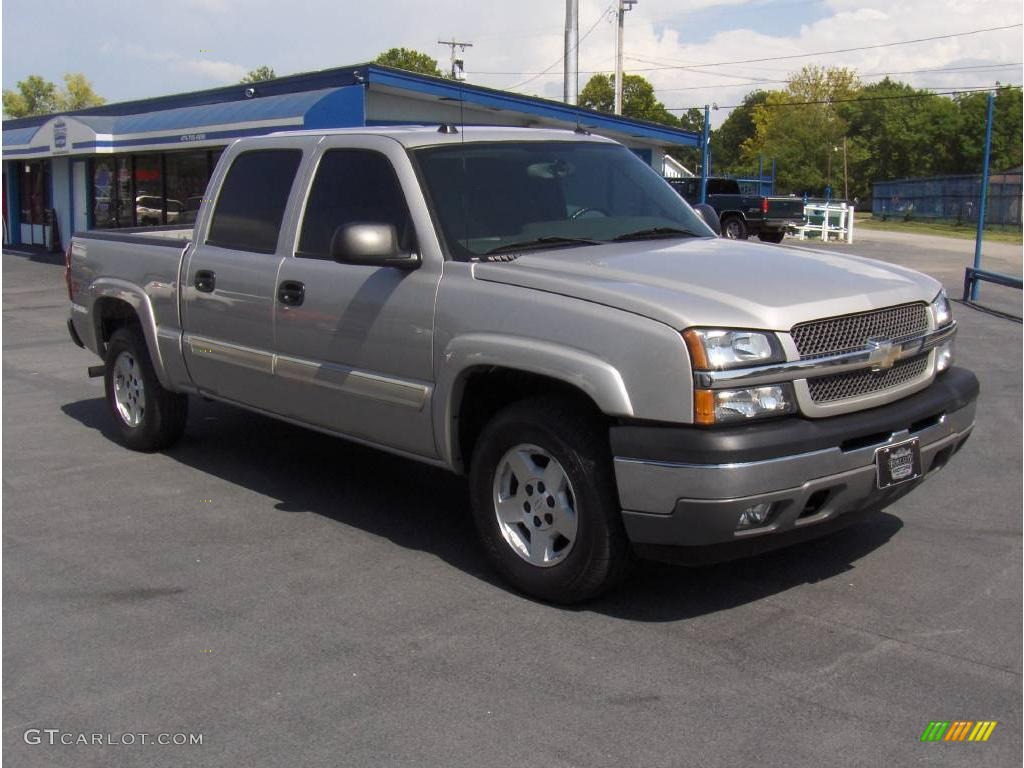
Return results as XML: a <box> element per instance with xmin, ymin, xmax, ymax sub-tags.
<box><xmin>104</xmin><ymin>327</ymin><xmax>188</xmax><ymax>452</ymax></box>
<box><xmin>468</xmin><ymin>397</ymin><xmax>631</xmax><ymax>603</ymax></box>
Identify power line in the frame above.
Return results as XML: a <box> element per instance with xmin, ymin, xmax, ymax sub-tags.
<box><xmin>664</xmin><ymin>84</ymin><xmax>1021</xmax><ymax>111</ymax></box>
<box><xmin>650</xmin><ymin>63</ymin><xmax>1024</xmax><ymax>93</ymax></box>
<box><xmin>473</xmin><ymin>23</ymin><xmax>1022</xmax><ymax>76</ymax></box>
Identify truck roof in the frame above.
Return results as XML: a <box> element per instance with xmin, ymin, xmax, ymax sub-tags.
<box><xmin>266</xmin><ymin>124</ymin><xmax>617</xmax><ymax>148</ymax></box>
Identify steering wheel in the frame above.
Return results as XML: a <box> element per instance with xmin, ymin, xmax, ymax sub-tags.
<box><xmin>570</xmin><ymin>207</ymin><xmax>610</xmax><ymax>220</ymax></box>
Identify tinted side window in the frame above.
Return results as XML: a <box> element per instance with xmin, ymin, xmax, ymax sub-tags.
<box><xmin>297</xmin><ymin>149</ymin><xmax>413</xmax><ymax>260</ymax></box>
<box><xmin>207</xmin><ymin>149</ymin><xmax>302</xmax><ymax>253</ymax></box>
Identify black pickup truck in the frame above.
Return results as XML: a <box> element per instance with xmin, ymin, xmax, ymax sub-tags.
<box><xmin>667</xmin><ymin>177</ymin><xmax>805</xmax><ymax>242</ymax></box>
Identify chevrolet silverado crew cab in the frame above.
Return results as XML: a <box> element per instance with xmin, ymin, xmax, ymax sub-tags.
<box><xmin>66</xmin><ymin>126</ymin><xmax>978</xmax><ymax>603</ymax></box>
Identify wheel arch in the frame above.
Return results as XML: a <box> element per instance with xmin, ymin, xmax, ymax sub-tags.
<box><xmin>90</xmin><ymin>279</ymin><xmax>172</xmax><ymax>388</ymax></box>
<box><xmin>436</xmin><ymin>334</ymin><xmax>634</xmax><ymax>473</ymax></box>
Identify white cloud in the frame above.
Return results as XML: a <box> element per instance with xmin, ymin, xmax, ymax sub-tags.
<box><xmin>176</xmin><ymin>59</ymin><xmax>248</xmax><ymax>83</ymax></box>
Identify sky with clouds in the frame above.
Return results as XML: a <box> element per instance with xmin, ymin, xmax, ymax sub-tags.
<box><xmin>2</xmin><ymin>0</ymin><xmax>1021</xmax><ymax>119</ymax></box>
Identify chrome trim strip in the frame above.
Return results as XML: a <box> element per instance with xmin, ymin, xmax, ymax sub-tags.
<box><xmin>187</xmin><ymin>335</ymin><xmax>274</xmax><ymax>374</ymax></box>
<box><xmin>274</xmin><ymin>355</ymin><xmax>428</xmax><ymax>410</ymax></box>
<box><xmin>186</xmin><ymin>336</ymin><xmax>428</xmax><ymax>409</ymax></box>
<box><xmin>694</xmin><ymin>322</ymin><xmax>956</xmax><ymax>389</ymax></box>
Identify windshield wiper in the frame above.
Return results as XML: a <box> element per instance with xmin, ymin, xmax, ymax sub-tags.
<box><xmin>483</xmin><ymin>236</ymin><xmax>601</xmax><ymax>256</ymax></box>
<box><xmin>611</xmin><ymin>227</ymin><xmax>698</xmax><ymax>242</ymax></box>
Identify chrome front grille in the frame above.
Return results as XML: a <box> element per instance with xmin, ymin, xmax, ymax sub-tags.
<box><xmin>792</xmin><ymin>303</ymin><xmax>929</xmax><ymax>359</ymax></box>
<box><xmin>807</xmin><ymin>355</ymin><xmax>929</xmax><ymax>403</ymax></box>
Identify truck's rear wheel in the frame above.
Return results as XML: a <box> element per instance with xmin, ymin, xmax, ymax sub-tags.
<box><xmin>469</xmin><ymin>397</ymin><xmax>631</xmax><ymax>603</ymax></box>
<box><xmin>758</xmin><ymin>231</ymin><xmax>785</xmax><ymax>244</ymax></box>
<box><xmin>104</xmin><ymin>327</ymin><xmax>187</xmax><ymax>452</ymax></box>
<box><xmin>722</xmin><ymin>216</ymin><xmax>748</xmax><ymax>240</ymax></box>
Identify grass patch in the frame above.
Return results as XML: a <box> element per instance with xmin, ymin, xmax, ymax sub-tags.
<box><xmin>856</xmin><ymin>216</ymin><xmax>1022</xmax><ymax>245</ymax></box>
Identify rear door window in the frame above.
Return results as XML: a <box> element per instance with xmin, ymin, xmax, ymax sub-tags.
<box><xmin>206</xmin><ymin>149</ymin><xmax>302</xmax><ymax>253</ymax></box>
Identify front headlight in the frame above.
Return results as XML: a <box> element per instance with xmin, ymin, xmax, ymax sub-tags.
<box><xmin>684</xmin><ymin>328</ymin><xmax>793</xmax><ymax>424</ymax></box>
<box><xmin>682</xmin><ymin>328</ymin><xmax>785</xmax><ymax>370</ymax></box>
<box><xmin>695</xmin><ymin>384</ymin><xmax>797</xmax><ymax>424</ymax></box>
<box><xmin>932</xmin><ymin>290</ymin><xmax>952</xmax><ymax>328</ymax></box>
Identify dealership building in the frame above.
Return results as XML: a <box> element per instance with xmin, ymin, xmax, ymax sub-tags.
<box><xmin>2</xmin><ymin>64</ymin><xmax>700</xmax><ymax>249</ymax></box>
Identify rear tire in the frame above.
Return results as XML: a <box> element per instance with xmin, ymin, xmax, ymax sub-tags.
<box><xmin>758</xmin><ymin>230</ymin><xmax>785</xmax><ymax>244</ymax></box>
<box><xmin>104</xmin><ymin>327</ymin><xmax>188</xmax><ymax>452</ymax></box>
<box><xmin>722</xmin><ymin>216</ymin><xmax>748</xmax><ymax>240</ymax></box>
<box><xmin>468</xmin><ymin>396</ymin><xmax>631</xmax><ymax>604</ymax></box>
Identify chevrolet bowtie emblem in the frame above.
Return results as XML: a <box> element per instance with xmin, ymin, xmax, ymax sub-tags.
<box><xmin>867</xmin><ymin>338</ymin><xmax>901</xmax><ymax>372</ymax></box>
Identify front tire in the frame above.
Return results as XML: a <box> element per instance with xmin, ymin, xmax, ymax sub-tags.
<box><xmin>469</xmin><ymin>397</ymin><xmax>631</xmax><ymax>603</ymax></box>
<box><xmin>722</xmin><ymin>216</ymin><xmax>748</xmax><ymax>240</ymax></box>
<box><xmin>104</xmin><ymin>327</ymin><xmax>188</xmax><ymax>452</ymax></box>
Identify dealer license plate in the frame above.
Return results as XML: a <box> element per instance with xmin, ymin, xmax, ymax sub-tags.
<box><xmin>875</xmin><ymin>438</ymin><xmax>922</xmax><ymax>489</ymax></box>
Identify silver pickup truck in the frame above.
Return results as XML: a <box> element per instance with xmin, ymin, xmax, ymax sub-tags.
<box><xmin>67</xmin><ymin>126</ymin><xmax>978</xmax><ymax>603</ymax></box>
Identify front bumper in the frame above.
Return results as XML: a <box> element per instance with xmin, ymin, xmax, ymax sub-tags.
<box><xmin>612</xmin><ymin>367</ymin><xmax>978</xmax><ymax>564</ymax></box>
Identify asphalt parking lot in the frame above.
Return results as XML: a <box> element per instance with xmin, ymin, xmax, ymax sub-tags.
<box><xmin>3</xmin><ymin>234</ymin><xmax>1021</xmax><ymax>767</ymax></box>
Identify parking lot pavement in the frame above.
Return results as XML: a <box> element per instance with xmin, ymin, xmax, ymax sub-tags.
<box><xmin>2</xmin><ymin>242</ymin><xmax>1020</xmax><ymax>768</ymax></box>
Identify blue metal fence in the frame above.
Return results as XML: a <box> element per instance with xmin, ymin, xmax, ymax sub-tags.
<box><xmin>872</xmin><ymin>172</ymin><xmax>1022</xmax><ymax>226</ymax></box>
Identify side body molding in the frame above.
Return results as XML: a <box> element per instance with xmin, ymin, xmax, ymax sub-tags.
<box><xmin>435</xmin><ymin>333</ymin><xmax>634</xmax><ymax>469</ymax></box>
<box><xmin>89</xmin><ymin>278</ymin><xmax>178</xmax><ymax>389</ymax></box>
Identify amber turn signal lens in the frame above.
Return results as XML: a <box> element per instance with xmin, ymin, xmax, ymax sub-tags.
<box><xmin>682</xmin><ymin>330</ymin><xmax>709</xmax><ymax>370</ymax></box>
<box><xmin>694</xmin><ymin>389</ymin><xmax>715</xmax><ymax>424</ymax></box>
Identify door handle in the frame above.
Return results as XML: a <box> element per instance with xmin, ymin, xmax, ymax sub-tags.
<box><xmin>194</xmin><ymin>270</ymin><xmax>216</xmax><ymax>293</ymax></box>
<box><xmin>278</xmin><ymin>280</ymin><xmax>305</xmax><ymax>307</ymax></box>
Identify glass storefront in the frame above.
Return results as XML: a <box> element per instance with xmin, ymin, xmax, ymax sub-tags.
<box><xmin>90</xmin><ymin>149</ymin><xmax>222</xmax><ymax>229</ymax></box>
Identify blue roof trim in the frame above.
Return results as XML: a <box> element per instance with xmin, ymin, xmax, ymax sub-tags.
<box><xmin>365</xmin><ymin>65</ymin><xmax>699</xmax><ymax>147</ymax></box>
<box><xmin>3</xmin><ymin>125</ymin><xmax>40</xmax><ymax>145</ymax></box>
<box><xmin>2</xmin><ymin>145</ymin><xmax>51</xmax><ymax>157</ymax></box>
<box><xmin>71</xmin><ymin>123</ymin><xmax>306</xmax><ymax>151</ymax></box>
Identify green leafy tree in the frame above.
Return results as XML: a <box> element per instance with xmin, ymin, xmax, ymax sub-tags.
<box><xmin>2</xmin><ymin>75</ymin><xmax>62</xmax><ymax>117</ymax></box>
<box><xmin>710</xmin><ymin>90</ymin><xmax>768</xmax><ymax>174</ymax></box>
<box><xmin>374</xmin><ymin>48</ymin><xmax>445</xmax><ymax>78</ymax></box>
<box><xmin>240</xmin><ymin>66</ymin><xmax>277</xmax><ymax>84</ymax></box>
<box><xmin>579</xmin><ymin>73</ymin><xmax>678</xmax><ymax>126</ymax></box>
<box><xmin>60</xmin><ymin>73</ymin><xmax>106</xmax><ymax>110</ymax></box>
<box><xmin>953</xmin><ymin>86</ymin><xmax>1023</xmax><ymax>173</ymax></box>
<box><xmin>741</xmin><ymin>66</ymin><xmax>861</xmax><ymax>194</ymax></box>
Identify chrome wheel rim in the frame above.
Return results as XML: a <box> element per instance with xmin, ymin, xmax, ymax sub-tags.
<box><xmin>112</xmin><ymin>351</ymin><xmax>146</xmax><ymax>427</ymax></box>
<box><xmin>492</xmin><ymin>444</ymin><xmax>578</xmax><ymax>568</ymax></box>
<box><xmin>724</xmin><ymin>221</ymin><xmax>741</xmax><ymax>238</ymax></box>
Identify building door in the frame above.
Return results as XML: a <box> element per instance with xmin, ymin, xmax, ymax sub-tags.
<box><xmin>72</xmin><ymin>161</ymin><xmax>88</xmax><ymax>233</ymax></box>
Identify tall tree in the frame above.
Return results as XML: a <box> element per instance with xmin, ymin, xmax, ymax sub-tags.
<box><xmin>953</xmin><ymin>86</ymin><xmax>1023</xmax><ymax>173</ymax></box>
<box><xmin>579</xmin><ymin>73</ymin><xmax>678</xmax><ymax>126</ymax></box>
<box><xmin>742</xmin><ymin>66</ymin><xmax>861</xmax><ymax>194</ymax></box>
<box><xmin>374</xmin><ymin>48</ymin><xmax>445</xmax><ymax>78</ymax></box>
<box><xmin>710</xmin><ymin>90</ymin><xmax>768</xmax><ymax>174</ymax></box>
<box><xmin>60</xmin><ymin>73</ymin><xmax>105</xmax><ymax>110</ymax></box>
<box><xmin>240</xmin><ymin>66</ymin><xmax>277</xmax><ymax>83</ymax></box>
<box><xmin>2</xmin><ymin>75</ymin><xmax>62</xmax><ymax>118</ymax></box>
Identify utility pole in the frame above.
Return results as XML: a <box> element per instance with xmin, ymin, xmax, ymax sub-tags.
<box><xmin>700</xmin><ymin>105</ymin><xmax>710</xmax><ymax>204</ymax></box>
<box><xmin>842</xmin><ymin>135</ymin><xmax>849</xmax><ymax>201</ymax></box>
<box><xmin>438</xmin><ymin>39</ymin><xmax>473</xmax><ymax>80</ymax></box>
<box><xmin>563</xmin><ymin>0</ymin><xmax>579</xmax><ymax>105</ymax></box>
<box><xmin>614</xmin><ymin>0</ymin><xmax>637</xmax><ymax>115</ymax></box>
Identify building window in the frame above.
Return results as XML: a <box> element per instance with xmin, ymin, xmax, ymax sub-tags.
<box><xmin>89</xmin><ymin>148</ymin><xmax>223</xmax><ymax>229</ymax></box>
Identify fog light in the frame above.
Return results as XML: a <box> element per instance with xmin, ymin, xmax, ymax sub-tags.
<box><xmin>935</xmin><ymin>342</ymin><xmax>953</xmax><ymax>372</ymax></box>
<box><xmin>737</xmin><ymin>502</ymin><xmax>775</xmax><ymax>529</ymax></box>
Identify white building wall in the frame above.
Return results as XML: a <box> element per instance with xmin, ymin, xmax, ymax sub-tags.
<box><xmin>51</xmin><ymin>157</ymin><xmax>72</xmax><ymax>249</ymax></box>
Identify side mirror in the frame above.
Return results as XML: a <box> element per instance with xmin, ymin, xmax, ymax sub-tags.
<box><xmin>330</xmin><ymin>223</ymin><xmax>421</xmax><ymax>270</ymax></box>
<box><xmin>693</xmin><ymin>203</ymin><xmax>722</xmax><ymax>236</ymax></box>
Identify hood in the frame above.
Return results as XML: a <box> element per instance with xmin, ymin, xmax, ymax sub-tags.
<box><xmin>472</xmin><ymin>238</ymin><xmax>941</xmax><ymax>331</ymax></box>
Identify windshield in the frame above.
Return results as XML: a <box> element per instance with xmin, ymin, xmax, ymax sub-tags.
<box><xmin>412</xmin><ymin>141</ymin><xmax>714</xmax><ymax>260</ymax></box>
